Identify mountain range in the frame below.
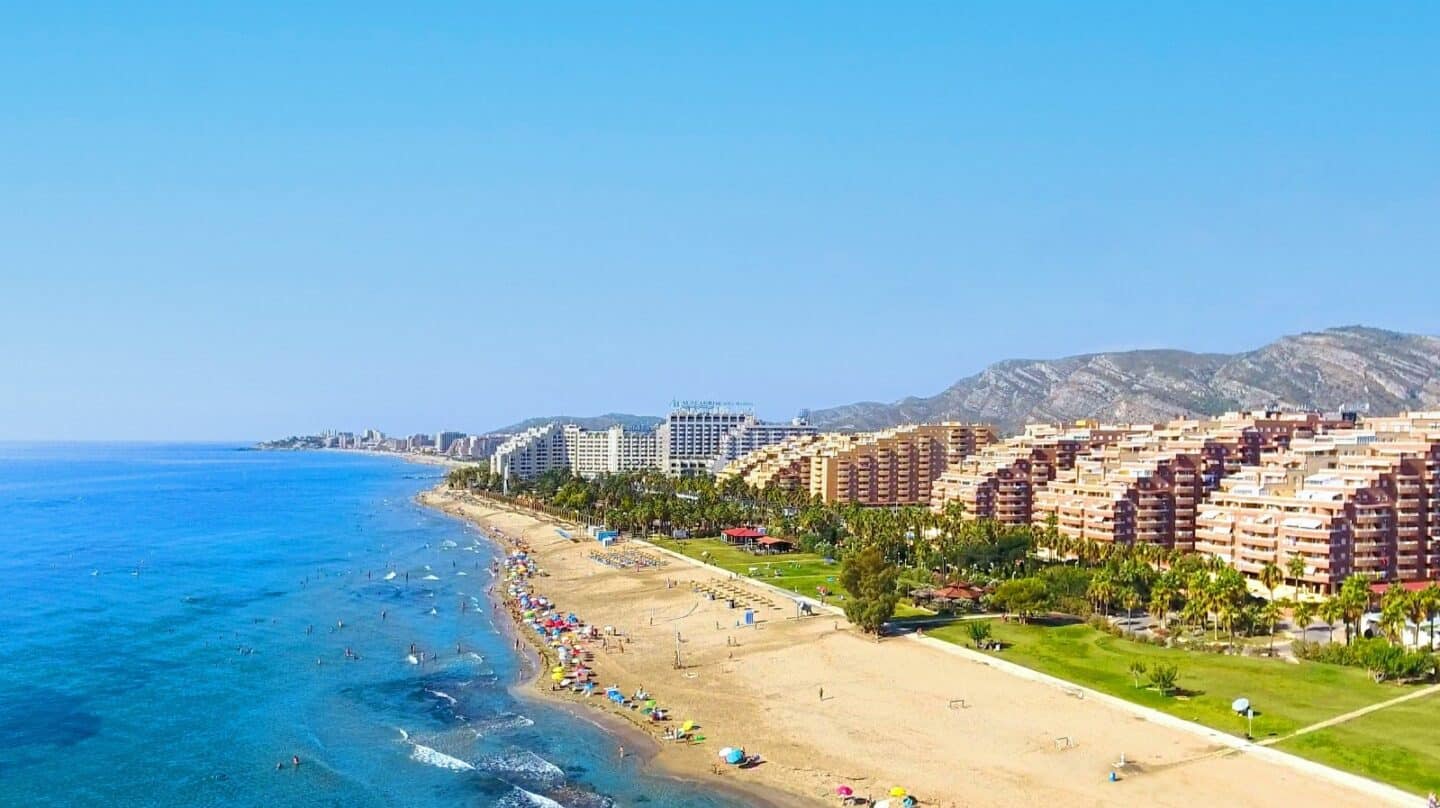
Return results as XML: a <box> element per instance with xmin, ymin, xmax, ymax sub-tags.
<box><xmin>805</xmin><ymin>326</ymin><xmax>1440</xmax><ymax>433</ymax></box>
<box><xmin>492</xmin><ymin>413</ymin><xmax>663</xmax><ymax>434</ymax></box>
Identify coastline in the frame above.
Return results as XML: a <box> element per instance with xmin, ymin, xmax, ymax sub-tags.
<box><xmin>424</xmin><ymin>486</ymin><xmax>808</xmax><ymax>808</ymax></box>
<box><xmin>417</xmin><ymin>483</ymin><xmax>1410</xmax><ymax>808</ymax></box>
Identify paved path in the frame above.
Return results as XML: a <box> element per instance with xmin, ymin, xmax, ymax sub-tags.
<box><xmin>634</xmin><ymin>537</ymin><xmax>1424</xmax><ymax>806</ymax></box>
<box><xmin>1259</xmin><ymin>682</ymin><xmax>1440</xmax><ymax>746</ymax></box>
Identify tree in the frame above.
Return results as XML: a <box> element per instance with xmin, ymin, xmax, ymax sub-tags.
<box><xmin>1122</xmin><ymin>589</ymin><xmax>1143</xmax><ymax>620</ymax></box>
<box><xmin>1337</xmin><ymin>576</ymin><xmax>1371</xmax><ymax>645</ymax></box>
<box><xmin>966</xmin><ymin>620</ymin><xmax>993</xmax><ymax>649</ymax></box>
<box><xmin>1259</xmin><ymin>561</ymin><xmax>1283</xmax><ymax>602</ymax></box>
<box><xmin>989</xmin><ymin>578</ymin><xmax>1050</xmax><ymax>621</ymax></box>
<box><xmin>1128</xmin><ymin>660</ymin><xmax>1148</xmax><ymax>689</ymax></box>
<box><xmin>1403</xmin><ymin>589</ymin><xmax>1430</xmax><ymax>649</ymax></box>
<box><xmin>1260</xmin><ymin>600</ymin><xmax>1283</xmax><ymax>655</ymax></box>
<box><xmin>1286</xmin><ymin>555</ymin><xmax>1307</xmax><ymax>593</ymax></box>
<box><xmin>1148</xmin><ymin>663</ymin><xmax>1180</xmax><ymax>697</ymax></box>
<box><xmin>838</xmin><ymin>546</ymin><xmax>900</xmax><ymax>635</ymax></box>
<box><xmin>1292</xmin><ymin>599</ymin><xmax>1317</xmax><ymax>642</ymax></box>
<box><xmin>1380</xmin><ymin>585</ymin><xmax>1409</xmax><ymax>644</ymax></box>
<box><xmin>1319</xmin><ymin>597</ymin><xmax>1342</xmax><ymax>644</ymax></box>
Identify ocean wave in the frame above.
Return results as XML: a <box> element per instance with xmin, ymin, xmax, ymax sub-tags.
<box><xmin>383</xmin><ymin>571</ymin><xmax>397</xmax><ymax>581</ymax></box>
<box><xmin>410</xmin><ymin>743</ymin><xmax>474</xmax><ymax>771</ymax></box>
<box><xmin>425</xmin><ymin>688</ymin><xmax>458</xmax><ymax>706</ymax></box>
<box><xmin>422</xmin><ymin>574</ymin><xmax>440</xmax><ymax>581</ymax></box>
<box><xmin>497</xmin><ymin>787</ymin><xmax>566</xmax><ymax>808</ymax></box>
<box><xmin>482</xmin><ymin>750</ymin><xmax>564</xmax><ymax>782</ymax></box>
<box><xmin>471</xmin><ymin>714</ymin><xmax>534</xmax><ymax>735</ymax></box>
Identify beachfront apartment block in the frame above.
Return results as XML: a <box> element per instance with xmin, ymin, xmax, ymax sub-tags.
<box><xmin>1195</xmin><ymin>417</ymin><xmax>1440</xmax><ymax>594</ymax></box>
<box><xmin>801</xmin><ymin>423</ymin><xmax>996</xmax><ymax>506</ymax></box>
<box><xmin>710</xmin><ymin>417</ymin><xmax>818</xmax><ymax>473</ymax></box>
<box><xmin>491</xmin><ymin>422</ymin><xmax>661</xmax><ymax>480</ymax></box>
<box><xmin>717</xmin><ymin>433</ymin><xmax>830</xmax><ymax>492</ymax></box>
<box><xmin>930</xmin><ymin>422</ymin><xmax>1147</xmax><ymax>522</ymax></box>
<box><xmin>657</xmin><ymin>404</ymin><xmax>814</xmax><ymax>477</ymax></box>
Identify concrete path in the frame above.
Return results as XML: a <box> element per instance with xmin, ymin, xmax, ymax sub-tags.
<box><xmin>1259</xmin><ymin>682</ymin><xmax>1440</xmax><ymax>746</ymax></box>
<box><xmin>639</xmin><ymin>537</ymin><xmax>1424</xmax><ymax>806</ymax></box>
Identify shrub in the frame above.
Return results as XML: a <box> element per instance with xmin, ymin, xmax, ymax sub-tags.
<box><xmin>1148</xmin><ymin>663</ymin><xmax>1180</xmax><ymax>696</ymax></box>
<box><xmin>1293</xmin><ymin>638</ymin><xmax>1437</xmax><ymax>682</ymax></box>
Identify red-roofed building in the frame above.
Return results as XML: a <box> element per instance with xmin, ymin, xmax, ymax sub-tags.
<box><xmin>721</xmin><ymin>527</ymin><xmax>765</xmax><ymax>546</ymax></box>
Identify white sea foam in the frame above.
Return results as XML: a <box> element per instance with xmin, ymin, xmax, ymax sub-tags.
<box><xmin>471</xmin><ymin>714</ymin><xmax>534</xmax><ymax>735</ymax></box>
<box><xmin>513</xmin><ymin>787</ymin><xmax>565</xmax><ymax>808</ymax></box>
<box><xmin>484</xmin><ymin>750</ymin><xmax>564</xmax><ymax>781</ymax></box>
<box><xmin>425</xmin><ymin>688</ymin><xmax>458</xmax><ymax>706</ymax></box>
<box><xmin>423</xmin><ymin>574</ymin><xmax>440</xmax><ymax>581</ymax></box>
<box><xmin>466</xmin><ymin>652</ymin><xmax>485</xmax><ymax>662</ymax></box>
<box><xmin>383</xmin><ymin>571</ymin><xmax>397</xmax><ymax>581</ymax></box>
<box><xmin>410</xmin><ymin>743</ymin><xmax>474</xmax><ymax>771</ymax></box>
<box><xmin>456</xmin><ymin>571</ymin><xmax>468</xmax><ymax>576</ymax></box>
<box><xmin>407</xmin><ymin>654</ymin><xmax>420</xmax><ymax>665</ymax></box>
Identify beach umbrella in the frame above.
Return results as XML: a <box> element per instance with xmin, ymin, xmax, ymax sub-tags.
<box><xmin>681</xmin><ymin>720</ymin><xmax>695</xmax><ymax>732</ymax></box>
<box><xmin>836</xmin><ymin>785</ymin><xmax>854</xmax><ymax>797</ymax></box>
<box><xmin>724</xmin><ymin>748</ymin><xmax>744</xmax><ymax>765</ymax></box>
<box><xmin>889</xmin><ymin>787</ymin><xmax>908</xmax><ymax>798</ymax></box>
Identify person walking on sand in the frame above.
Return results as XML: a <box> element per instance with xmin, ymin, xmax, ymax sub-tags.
<box><xmin>819</xmin><ymin>686</ymin><xmax>824</xmax><ymax>702</ymax></box>
<box><xmin>617</xmin><ymin>745</ymin><xmax>624</xmax><ymax>760</ymax></box>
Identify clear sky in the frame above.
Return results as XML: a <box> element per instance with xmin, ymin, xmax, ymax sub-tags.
<box><xmin>3</xmin><ymin>3</ymin><xmax>1437</xmax><ymax>440</ymax></box>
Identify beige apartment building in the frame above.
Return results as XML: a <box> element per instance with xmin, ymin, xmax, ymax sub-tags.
<box><xmin>805</xmin><ymin>423</ymin><xmax>995</xmax><ymax>506</ymax></box>
<box><xmin>1195</xmin><ymin>417</ymin><xmax>1440</xmax><ymax>594</ymax></box>
<box><xmin>720</xmin><ymin>423</ymin><xmax>995</xmax><ymax>505</ymax></box>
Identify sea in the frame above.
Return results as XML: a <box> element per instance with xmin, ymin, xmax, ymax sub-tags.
<box><xmin>0</xmin><ymin>443</ymin><xmax>748</xmax><ymax>808</ymax></box>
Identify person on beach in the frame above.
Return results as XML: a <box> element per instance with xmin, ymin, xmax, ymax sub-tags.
<box><xmin>292</xmin><ymin>755</ymin><xmax>301</xmax><ymax>768</ymax></box>
<box><xmin>819</xmin><ymin>686</ymin><xmax>824</xmax><ymax>702</ymax></box>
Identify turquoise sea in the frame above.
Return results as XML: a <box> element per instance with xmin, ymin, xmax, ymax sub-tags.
<box><xmin>0</xmin><ymin>443</ymin><xmax>746</xmax><ymax>808</ymax></box>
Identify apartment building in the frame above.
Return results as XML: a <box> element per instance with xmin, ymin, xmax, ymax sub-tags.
<box><xmin>804</xmin><ymin>423</ymin><xmax>995</xmax><ymax>506</ymax></box>
<box><xmin>657</xmin><ymin>405</ymin><xmax>812</xmax><ymax>476</ymax></box>
<box><xmin>717</xmin><ymin>433</ymin><xmax>829</xmax><ymax>491</ymax></box>
<box><xmin>490</xmin><ymin>423</ymin><xmax>569</xmax><ymax>480</ymax></box>
<box><xmin>711</xmin><ymin>417</ymin><xmax>818</xmax><ymax>473</ymax></box>
<box><xmin>931</xmin><ymin>424</ymin><xmax>1143</xmax><ymax>522</ymax></box>
<box><xmin>1196</xmin><ymin>417</ymin><xmax>1440</xmax><ymax>594</ymax></box>
<box><xmin>563</xmin><ymin>424</ymin><xmax>660</xmax><ymax>478</ymax></box>
<box><xmin>1031</xmin><ymin>446</ymin><xmax>1207</xmax><ymax>550</ymax></box>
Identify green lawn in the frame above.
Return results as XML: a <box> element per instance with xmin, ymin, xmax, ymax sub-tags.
<box><xmin>648</xmin><ymin>536</ymin><xmax>845</xmax><ymax>600</ymax></box>
<box><xmin>928</xmin><ymin>619</ymin><xmax>1394</xmax><ymax>739</ymax></box>
<box><xmin>1276</xmin><ymin>692</ymin><xmax>1440</xmax><ymax>796</ymax></box>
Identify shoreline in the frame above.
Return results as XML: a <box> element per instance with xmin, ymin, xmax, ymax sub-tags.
<box><xmin>421</xmin><ymin>486</ymin><xmax>804</xmax><ymax>808</ymax></box>
<box><xmin>417</xmin><ymin>483</ymin><xmax>1409</xmax><ymax>808</ymax></box>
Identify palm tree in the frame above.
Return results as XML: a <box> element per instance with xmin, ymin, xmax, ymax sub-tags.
<box><xmin>1402</xmin><ymin>588</ymin><xmax>1429</xmax><ymax>649</ymax></box>
<box><xmin>1422</xmin><ymin>583</ymin><xmax>1440</xmax><ymax>650</ymax></box>
<box><xmin>1319</xmin><ymin>597</ymin><xmax>1342</xmax><ymax>644</ymax></box>
<box><xmin>1286</xmin><ymin>554</ymin><xmax>1307</xmax><ymax>595</ymax></box>
<box><xmin>1260</xmin><ymin>600</ymin><xmax>1283</xmax><ymax>654</ymax></box>
<box><xmin>1128</xmin><ymin>660</ymin><xmax>1148</xmax><ymax>689</ymax></box>
<box><xmin>1337</xmin><ymin>576</ymin><xmax>1371</xmax><ymax>645</ymax></box>
<box><xmin>1259</xmin><ymin>561</ymin><xmax>1283</xmax><ymax>602</ymax></box>
<box><xmin>1380</xmin><ymin>585</ymin><xmax>1409</xmax><ymax>644</ymax></box>
<box><xmin>1292</xmin><ymin>599</ymin><xmax>1316</xmax><ymax>642</ymax></box>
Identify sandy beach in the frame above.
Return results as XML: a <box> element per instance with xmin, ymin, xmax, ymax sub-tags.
<box><xmin>422</xmin><ymin>487</ymin><xmax>1403</xmax><ymax>808</ymax></box>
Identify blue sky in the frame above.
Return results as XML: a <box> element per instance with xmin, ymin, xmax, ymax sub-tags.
<box><xmin>3</xmin><ymin>3</ymin><xmax>1437</xmax><ymax>440</ymax></box>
